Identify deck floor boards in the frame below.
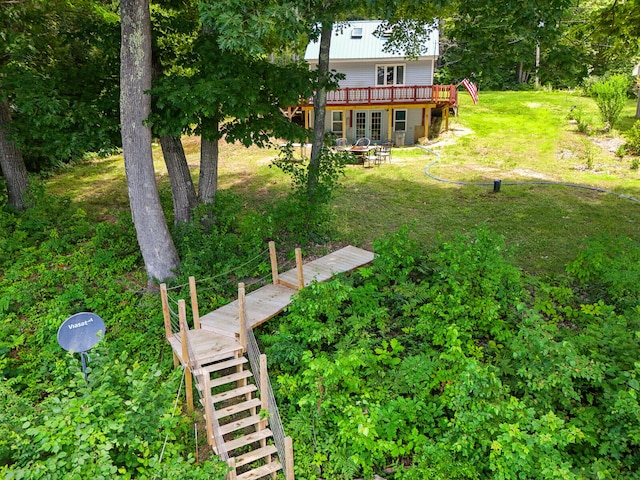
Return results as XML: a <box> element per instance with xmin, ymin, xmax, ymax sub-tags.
<box><xmin>171</xmin><ymin>246</ymin><xmax>374</xmax><ymax>363</ymax></box>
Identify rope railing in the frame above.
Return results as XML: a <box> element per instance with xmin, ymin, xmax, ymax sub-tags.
<box><xmin>245</xmin><ymin>325</ymin><xmax>290</xmax><ymax>478</ymax></box>
<box><xmin>165</xmin><ymin>247</ymin><xmax>272</xmax><ymax>292</ymax></box>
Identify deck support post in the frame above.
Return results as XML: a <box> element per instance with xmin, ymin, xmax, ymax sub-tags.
<box><xmin>189</xmin><ymin>276</ymin><xmax>201</xmax><ymax>329</ymax></box>
<box><xmin>269</xmin><ymin>241</ymin><xmax>279</xmax><ymax>285</ymax></box>
<box><xmin>295</xmin><ymin>248</ymin><xmax>304</xmax><ymax>289</ymax></box>
<box><xmin>238</xmin><ymin>283</ymin><xmax>247</xmax><ymax>352</ymax></box>
<box><xmin>285</xmin><ymin>436</ymin><xmax>295</xmax><ymax>480</ymax></box>
<box><xmin>178</xmin><ymin>299</ymin><xmax>194</xmax><ymax>412</ymax></box>
<box><xmin>259</xmin><ymin>354</ymin><xmax>268</xmax><ymax>430</ymax></box>
<box><xmin>387</xmin><ymin>107</ymin><xmax>393</xmax><ymax>143</ymax></box>
<box><xmin>160</xmin><ymin>283</ymin><xmax>179</xmax><ymax>367</ymax></box>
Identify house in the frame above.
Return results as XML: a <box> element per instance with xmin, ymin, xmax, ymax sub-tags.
<box><xmin>300</xmin><ymin>20</ymin><xmax>457</xmax><ymax>146</ymax></box>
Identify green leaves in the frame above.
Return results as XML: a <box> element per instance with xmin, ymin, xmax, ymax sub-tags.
<box><xmin>266</xmin><ymin>228</ymin><xmax>640</xmax><ymax>478</ymax></box>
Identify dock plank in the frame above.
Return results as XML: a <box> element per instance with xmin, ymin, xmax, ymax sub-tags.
<box><xmin>278</xmin><ymin>245</ymin><xmax>374</xmax><ymax>286</ymax></box>
<box><xmin>173</xmin><ymin>246</ymin><xmax>373</xmax><ymax>359</ymax></box>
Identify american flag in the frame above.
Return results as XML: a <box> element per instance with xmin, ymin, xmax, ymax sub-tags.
<box><xmin>461</xmin><ymin>78</ymin><xmax>479</xmax><ymax>104</ymax></box>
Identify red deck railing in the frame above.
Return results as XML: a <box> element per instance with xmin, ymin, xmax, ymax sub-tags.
<box><xmin>300</xmin><ymin>85</ymin><xmax>458</xmax><ymax>107</ymax></box>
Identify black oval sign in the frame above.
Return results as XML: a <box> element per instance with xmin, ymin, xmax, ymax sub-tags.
<box><xmin>57</xmin><ymin>312</ymin><xmax>106</xmax><ymax>353</ymax></box>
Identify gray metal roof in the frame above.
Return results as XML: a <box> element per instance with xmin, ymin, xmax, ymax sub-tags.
<box><xmin>304</xmin><ymin>20</ymin><xmax>439</xmax><ymax>61</ymax></box>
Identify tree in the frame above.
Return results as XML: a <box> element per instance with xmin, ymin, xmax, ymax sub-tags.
<box><xmin>152</xmin><ymin>1</ymin><xmax>312</xmax><ymax>215</ymax></box>
<box><xmin>0</xmin><ymin>0</ymin><xmax>121</xmax><ymax>209</ymax></box>
<box><xmin>120</xmin><ymin>0</ymin><xmax>180</xmax><ymax>281</ymax></box>
<box><xmin>440</xmin><ymin>0</ymin><xmax>576</xmax><ymax>88</ymax></box>
<box><xmin>0</xmin><ymin>100</ymin><xmax>29</xmax><ymax>211</ymax></box>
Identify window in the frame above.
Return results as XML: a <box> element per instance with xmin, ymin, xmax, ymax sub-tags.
<box><xmin>331</xmin><ymin>111</ymin><xmax>343</xmax><ymax>134</ymax></box>
<box><xmin>394</xmin><ymin>110</ymin><xmax>406</xmax><ymax>131</ymax></box>
<box><xmin>376</xmin><ymin>64</ymin><xmax>405</xmax><ymax>86</ymax></box>
<box><xmin>351</xmin><ymin>27</ymin><xmax>363</xmax><ymax>38</ymax></box>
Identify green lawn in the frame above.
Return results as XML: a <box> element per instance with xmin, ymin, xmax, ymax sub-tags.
<box><xmin>46</xmin><ymin>90</ymin><xmax>640</xmax><ymax>276</ymax></box>
<box><xmin>331</xmin><ymin>91</ymin><xmax>640</xmax><ymax>275</ymax></box>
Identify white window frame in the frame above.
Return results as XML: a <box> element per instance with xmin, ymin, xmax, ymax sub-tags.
<box><xmin>331</xmin><ymin>111</ymin><xmax>343</xmax><ymax>134</ymax></box>
<box><xmin>375</xmin><ymin>64</ymin><xmax>406</xmax><ymax>86</ymax></box>
<box><xmin>394</xmin><ymin>109</ymin><xmax>407</xmax><ymax>132</ymax></box>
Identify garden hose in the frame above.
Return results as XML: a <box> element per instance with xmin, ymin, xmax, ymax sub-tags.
<box><xmin>417</xmin><ymin>145</ymin><xmax>640</xmax><ymax>204</ymax></box>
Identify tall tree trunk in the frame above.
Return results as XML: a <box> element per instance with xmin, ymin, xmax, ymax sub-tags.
<box><xmin>120</xmin><ymin>0</ymin><xmax>179</xmax><ymax>282</ymax></box>
<box><xmin>159</xmin><ymin>135</ymin><xmax>197</xmax><ymax>224</ymax></box>
<box><xmin>308</xmin><ymin>23</ymin><xmax>332</xmax><ymax>199</ymax></box>
<box><xmin>0</xmin><ymin>100</ymin><xmax>29</xmax><ymax>211</ymax></box>
<box><xmin>636</xmin><ymin>94</ymin><xmax>640</xmax><ymax>119</ymax></box>
<box><xmin>198</xmin><ymin>134</ymin><xmax>218</xmax><ymax>205</ymax></box>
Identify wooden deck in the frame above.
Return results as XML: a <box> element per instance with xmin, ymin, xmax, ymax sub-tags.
<box><xmin>299</xmin><ymin>85</ymin><xmax>458</xmax><ymax>108</ymax></box>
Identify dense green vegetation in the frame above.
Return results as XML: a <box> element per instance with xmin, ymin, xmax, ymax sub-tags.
<box><xmin>1</xmin><ymin>89</ymin><xmax>640</xmax><ymax>478</ymax></box>
<box><xmin>261</xmin><ymin>228</ymin><xmax>640</xmax><ymax>478</ymax></box>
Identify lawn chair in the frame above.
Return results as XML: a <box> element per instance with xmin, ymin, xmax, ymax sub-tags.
<box><xmin>364</xmin><ymin>147</ymin><xmax>379</xmax><ymax>168</ymax></box>
<box><xmin>377</xmin><ymin>142</ymin><xmax>392</xmax><ymax>163</ymax></box>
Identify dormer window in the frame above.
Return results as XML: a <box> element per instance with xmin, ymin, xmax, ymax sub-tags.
<box><xmin>351</xmin><ymin>27</ymin><xmax>363</xmax><ymax>38</ymax></box>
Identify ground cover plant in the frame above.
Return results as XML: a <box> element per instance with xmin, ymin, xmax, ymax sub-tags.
<box><xmin>260</xmin><ymin>228</ymin><xmax>640</xmax><ymax>479</ymax></box>
<box><xmin>1</xmin><ymin>90</ymin><xmax>639</xmax><ymax>478</ymax></box>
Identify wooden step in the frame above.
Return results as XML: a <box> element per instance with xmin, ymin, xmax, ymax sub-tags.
<box><xmin>211</xmin><ymin>384</ymin><xmax>257</xmax><ymax>404</ymax></box>
<box><xmin>233</xmin><ymin>444</ymin><xmax>278</xmax><ymax>468</ymax></box>
<box><xmin>216</xmin><ymin>397</ymin><xmax>262</xmax><ymax>419</ymax></box>
<box><xmin>219</xmin><ymin>413</ymin><xmax>262</xmax><ymax>435</ymax></box>
<box><xmin>236</xmin><ymin>460</ymin><xmax>282</xmax><ymax>480</ymax></box>
<box><xmin>196</xmin><ymin>370</ymin><xmax>253</xmax><ymax>393</ymax></box>
<box><xmin>193</xmin><ymin>356</ymin><xmax>247</xmax><ymax>376</ymax></box>
<box><xmin>224</xmin><ymin>428</ymin><xmax>273</xmax><ymax>452</ymax></box>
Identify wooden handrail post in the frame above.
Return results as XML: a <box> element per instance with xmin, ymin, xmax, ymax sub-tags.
<box><xmin>226</xmin><ymin>458</ymin><xmax>237</xmax><ymax>480</ymax></box>
<box><xmin>160</xmin><ymin>284</ymin><xmax>179</xmax><ymax>367</ymax></box>
<box><xmin>295</xmin><ymin>248</ymin><xmax>304</xmax><ymax>289</ymax></box>
<box><xmin>259</xmin><ymin>354</ymin><xmax>268</xmax><ymax>430</ymax></box>
<box><xmin>189</xmin><ymin>276</ymin><xmax>200</xmax><ymax>329</ymax></box>
<box><xmin>178</xmin><ymin>299</ymin><xmax>194</xmax><ymax>413</ymax></box>
<box><xmin>238</xmin><ymin>283</ymin><xmax>247</xmax><ymax>352</ymax></box>
<box><xmin>202</xmin><ymin>374</ymin><xmax>215</xmax><ymax>446</ymax></box>
<box><xmin>269</xmin><ymin>241</ymin><xmax>279</xmax><ymax>285</ymax></box>
<box><xmin>285</xmin><ymin>436</ymin><xmax>295</xmax><ymax>480</ymax></box>
<box><xmin>160</xmin><ymin>284</ymin><xmax>172</xmax><ymax>339</ymax></box>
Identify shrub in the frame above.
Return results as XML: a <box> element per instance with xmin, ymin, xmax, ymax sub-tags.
<box><xmin>625</xmin><ymin>120</ymin><xmax>640</xmax><ymax>156</ymax></box>
<box><xmin>588</xmin><ymin>74</ymin><xmax>631</xmax><ymax>131</ymax></box>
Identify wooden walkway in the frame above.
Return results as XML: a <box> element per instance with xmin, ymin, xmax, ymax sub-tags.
<box><xmin>164</xmin><ymin>245</ymin><xmax>374</xmax><ymax>366</ymax></box>
<box><xmin>160</xmin><ymin>243</ymin><xmax>373</xmax><ymax>480</ymax></box>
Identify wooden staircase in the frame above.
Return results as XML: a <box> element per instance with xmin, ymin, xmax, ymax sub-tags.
<box><xmin>196</xmin><ymin>351</ymin><xmax>288</xmax><ymax>479</ymax></box>
<box><xmin>160</xmin><ymin>242</ymin><xmax>375</xmax><ymax>480</ymax></box>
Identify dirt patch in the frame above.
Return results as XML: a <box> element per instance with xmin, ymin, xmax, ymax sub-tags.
<box><xmin>590</xmin><ymin>136</ymin><xmax>625</xmax><ymax>155</ymax></box>
<box><xmin>424</xmin><ymin>126</ymin><xmax>474</xmax><ymax>148</ymax></box>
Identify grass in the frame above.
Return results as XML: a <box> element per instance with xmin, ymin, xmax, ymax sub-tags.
<box><xmin>46</xmin><ymin>90</ymin><xmax>640</xmax><ymax>276</ymax></box>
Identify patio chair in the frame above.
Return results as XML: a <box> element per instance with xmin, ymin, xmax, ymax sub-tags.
<box><xmin>364</xmin><ymin>147</ymin><xmax>379</xmax><ymax>168</ymax></box>
<box><xmin>377</xmin><ymin>142</ymin><xmax>392</xmax><ymax>163</ymax></box>
<box><xmin>354</xmin><ymin>137</ymin><xmax>370</xmax><ymax>147</ymax></box>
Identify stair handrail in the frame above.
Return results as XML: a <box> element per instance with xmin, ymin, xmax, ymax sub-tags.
<box><xmin>245</xmin><ymin>324</ymin><xmax>293</xmax><ymax>479</ymax></box>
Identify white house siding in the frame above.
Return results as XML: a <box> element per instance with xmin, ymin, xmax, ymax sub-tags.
<box><xmin>331</xmin><ymin>59</ymin><xmax>434</xmax><ymax>88</ymax></box>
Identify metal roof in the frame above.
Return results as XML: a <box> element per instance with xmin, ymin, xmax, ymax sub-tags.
<box><xmin>304</xmin><ymin>20</ymin><xmax>439</xmax><ymax>62</ymax></box>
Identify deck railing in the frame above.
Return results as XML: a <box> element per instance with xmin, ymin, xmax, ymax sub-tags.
<box><xmin>300</xmin><ymin>84</ymin><xmax>458</xmax><ymax>107</ymax></box>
